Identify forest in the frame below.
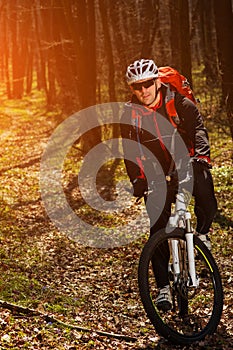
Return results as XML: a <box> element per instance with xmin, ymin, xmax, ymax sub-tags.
<box><xmin>0</xmin><ymin>0</ymin><xmax>233</xmax><ymax>137</ymax></box>
<box><xmin>0</xmin><ymin>1</ymin><xmax>232</xmax><ymax>349</ymax></box>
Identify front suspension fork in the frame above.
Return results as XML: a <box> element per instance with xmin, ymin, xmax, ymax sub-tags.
<box><xmin>170</xmin><ymin>214</ymin><xmax>199</xmax><ymax>287</ymax></box>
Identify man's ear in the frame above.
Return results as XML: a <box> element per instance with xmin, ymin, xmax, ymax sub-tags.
<box><xmin>129</xmin><ymin>85</ymin><xmax>134</xmax><ymax>94</ymax></box>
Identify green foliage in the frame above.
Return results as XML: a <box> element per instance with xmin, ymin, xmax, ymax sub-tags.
<box><xmin>192</xmin><ymin>65</ymin><xmax>231</xmax><ymax>136</ymax></box>
<box><xmin>213</xmin><ymin>165</ymin><xmax>232</xmax><ymax>192</ymax></box>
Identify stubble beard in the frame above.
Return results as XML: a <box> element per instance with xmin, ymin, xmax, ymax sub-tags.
<box><xmin>144</xmin><ymin>84</ymin><xmax>158</xmax><ymax>107</ymax></box>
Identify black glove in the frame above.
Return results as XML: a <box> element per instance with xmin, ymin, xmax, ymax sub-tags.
<box><xmin>192</xmin><ymin>157</ymin><xmax>212</xmax><ymax>171</ymax></box>
<box><xmin>132</xmin><ymin>178</ymin><xmax>147</xmax><ymax>198</ymax></box>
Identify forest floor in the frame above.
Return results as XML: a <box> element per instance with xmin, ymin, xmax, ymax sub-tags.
<box><xmin>0</xmin><ymin>91</ymin><xmax>232</xmax><ymax>349</ymax></box>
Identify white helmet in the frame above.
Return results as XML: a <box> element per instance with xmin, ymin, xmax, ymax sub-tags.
<box><xmin>126</xmin><ymin>59</ymin><xmax>159</xmax><ymax>85</ymax></box>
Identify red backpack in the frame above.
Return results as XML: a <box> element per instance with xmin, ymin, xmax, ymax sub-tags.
<box><xmin>159</xmin><ymin>66</ymin><xmax>196</xmax><ymax>104</ymax></box>
<box><xmin>157</xmin><ymin>66</ymin><xmax>197</xmax><ymax>128</ymax></box>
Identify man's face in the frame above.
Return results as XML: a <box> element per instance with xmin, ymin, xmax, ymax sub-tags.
<box><xmin>130</xmin><ymin>78</ymin><xmax>160</xmax><ymax>107</ymax></box>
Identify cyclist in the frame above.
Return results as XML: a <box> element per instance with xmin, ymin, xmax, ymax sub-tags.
<box><xmin>121</xmin><ymin>59</ymin><xmax>217</xmax><ymax>311</ymax></box>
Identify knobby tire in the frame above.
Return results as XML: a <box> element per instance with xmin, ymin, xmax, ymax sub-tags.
<box><xmin>138</xmin><ymin>228</ymin><xmax>223</xmax><ymax>345</ymax></box>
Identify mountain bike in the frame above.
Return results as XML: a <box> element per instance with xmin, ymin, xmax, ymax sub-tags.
<box><xmin>138</xmin><ymin>174</ymin><xmax>223</xmax><ymax>345</ymax></box>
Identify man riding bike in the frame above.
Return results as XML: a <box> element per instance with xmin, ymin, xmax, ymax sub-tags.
<box><xmin>120</xmin><ymin>59</ymin><xmax>217</xmax><ymax>311</ymax></box>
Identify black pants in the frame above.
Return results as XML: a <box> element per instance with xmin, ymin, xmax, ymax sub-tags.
<box><xmin>146</xmin><ymin>163</ymin><xmax>217</xmax><ymax>288</ymax></box>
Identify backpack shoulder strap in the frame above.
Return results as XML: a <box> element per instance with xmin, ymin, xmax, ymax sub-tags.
<box><xmin>131</xmin><ymin>109</ymin><xmax>145</xmax><ymax>160</ymax></box>
<box><xmin>164</xmin><ymin>84</ymin><xmax>181</xmax><ymax>127</ymax></box>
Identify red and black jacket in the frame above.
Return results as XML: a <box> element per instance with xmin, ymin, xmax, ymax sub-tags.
<box><xmin>120</xmin><ymin>84</ymin><xmax>211</xmax><ymax>183</ymax></box>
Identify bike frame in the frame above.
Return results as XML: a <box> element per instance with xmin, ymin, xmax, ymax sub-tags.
<box><xmin>138</xmin><ymin>173</ymin><xmax>223</xmax><ymax>344</ymax></box>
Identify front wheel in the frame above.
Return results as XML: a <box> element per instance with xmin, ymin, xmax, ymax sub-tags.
<box><xmin>138</xmin><ymin>228</ymin><xmax>223</xmax><ymax>345</ymax></box>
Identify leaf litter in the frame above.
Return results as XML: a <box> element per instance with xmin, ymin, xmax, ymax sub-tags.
<box><xmin>0</xmin><ymin>97</ymin><xmax>232</xmax><ymax>349</ymax></box>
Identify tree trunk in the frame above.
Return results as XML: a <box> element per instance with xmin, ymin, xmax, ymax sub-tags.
<box><xmin>199</xmin><ymin>0</ymin><xmax>218</xmax><ymax>86</ymax></box>
<box><xmin>10</xmin><ymin>0</ymin><xmax>25</xmax><ymax>99</ymax></box>
<box><xmin>87</xmin><ymin>0</ymin><xmax>97</xmax><ymax>107</ymax></box>
<box><xmin>44</xmin><ymin>1</ymin><xmax>56</xmax><ymax>107</ymax></box>
<box><xmin>169</xmin><ymin>0</ymin><xmax>192</xmax><ymax>85</ymax></box>
<box><xmin>2</xmin><ymin>2</ymin><xmax>12</xmax><ymax>98</ymax></box>
<box><xmin>169</xmin><ymin>0</ymin><xmax>181</xmax><ymax>68</ymax></box>
<box><xmin>52</xmin><ymin>0</ymin><xmax>78</xmax><ymax>111</ymax></box>
<box><xmin>26</xmin><ymin>49</ymin><xmax>33</xmax><ymax>95</ymax></box>
<box><xmin>213</xmin><ymin>0</ymin><xmax>233</xmax><ymax>139</ymax></box>
<box><xmin>33</xmin><ymin>1</ymin><xmax>48</xmax><ymax>94</ymax></box>
<box><xmin>99</xmin><ymin>0</ymin><xmax>116</xmax><ymax>102</ymax></box>
<box><xmin>61</xmin><ymin>0</ymin><xmax>100</xmax><ymax>151</ymax></box>
<box><xmin>179</xmin><ymin>0</ymin><xmax>192</xmax><ymax>86</ymax></box>
<box><xmin>140</xmin><ymin>0</ymin><xmax>159</xmax><ymax>57</ymax></box>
